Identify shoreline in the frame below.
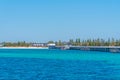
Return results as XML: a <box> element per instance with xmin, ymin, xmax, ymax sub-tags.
<box><xmin>0</xmin><ymin>47</ymin><xmax>48</xmax><ymax>49</ymax></box>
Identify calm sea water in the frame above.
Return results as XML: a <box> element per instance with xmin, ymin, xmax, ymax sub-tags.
<box><xmin>0</xmin><ymin>49</ymin><xmax>120</xmax><ymax>80</ymax></box>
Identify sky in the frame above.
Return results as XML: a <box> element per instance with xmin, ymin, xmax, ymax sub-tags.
<box><xmin>0</xmin><ymin>0</ymin><xmax>120</xmax><ymax>42</ymax></box>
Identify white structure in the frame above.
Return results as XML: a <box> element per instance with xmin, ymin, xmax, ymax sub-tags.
<box><xmin>48</xmin><ymin>43</ymin><xmax>56</xmax><ymax>46</ymax></box>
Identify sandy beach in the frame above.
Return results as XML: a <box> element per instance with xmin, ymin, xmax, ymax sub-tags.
<box><xmin>0</xmin><ymin>47</ymin><xmax>48</xmax><ymax>49</ymax></box>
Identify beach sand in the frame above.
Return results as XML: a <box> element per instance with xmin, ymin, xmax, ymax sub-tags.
<box><xmin>0</xmin><ymin>47</ymin><xmax>48</xmax><ymax>49</ymax></box>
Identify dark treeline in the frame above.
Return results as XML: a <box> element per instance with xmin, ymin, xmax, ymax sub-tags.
<box><xmin>52</xmin><ymin>38</ymin><xmax>120</xmax><ymax>46</ymax></box>
<box><xmin>3</xmin><ymin>41</ymin><xmax>31</xmax><ymax>47</ymax></box>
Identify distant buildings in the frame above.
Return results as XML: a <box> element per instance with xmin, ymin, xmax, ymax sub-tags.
<box><xmin>0</xmin><ymin>43</ymin><xmax>3</xmax><ymax>47</ymax></box>
<box><xmin>31</xmin><ymin>43</ymin><xmax>48</xmax><ymax>47</ymax></box>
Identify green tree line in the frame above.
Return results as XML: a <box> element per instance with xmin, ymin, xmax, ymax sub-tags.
<box><xmin>49</xmin><ymin>38</ymin><xmax>120</xmax><ymax>46</ymax></box>
<box><xmin>3</xmin><ymin>41</ymin><xmax>31</xmax><ymax>47</ymax></box>
<box><xmin>69</xmin><ymin>38</ymin><xmax>120</xmax><ymax>46</ymax></box>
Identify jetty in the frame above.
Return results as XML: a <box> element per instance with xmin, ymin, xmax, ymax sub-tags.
<box><xmin>69</xmin><ymin>46</ymin><xmax>120</xmax><ymax>53</ymax></box>
<box><xmin>49</xmin><ymin>45</ymin><xmax>120</xmax><ymax>53</ymax></box>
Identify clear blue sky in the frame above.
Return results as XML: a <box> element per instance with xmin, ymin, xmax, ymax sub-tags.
<box><xmin>0</xmin><ymin>0</ymin><xmax>120</xmax><ymax>42</ymax></box>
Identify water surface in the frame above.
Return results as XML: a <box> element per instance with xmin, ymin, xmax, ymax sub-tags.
<box><xmin>0</xmin><ymin>49</ymin><xmax>120</xmax><ymax>80</ymax></box>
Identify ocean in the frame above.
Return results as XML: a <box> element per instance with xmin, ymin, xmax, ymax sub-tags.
<box><xmin>0</xmin><ymin>49</ymin><xmax>120</xmax><ymax>80</ymax></box>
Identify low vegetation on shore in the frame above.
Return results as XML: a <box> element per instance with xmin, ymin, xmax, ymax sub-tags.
<box><xmin>49</xmin><ymin>38</ymin><xmax>120</xmax><ymax>46</ymax></box>
<box><xmin>1</xmin><ymin>38</ymin><xmax>120</xmax><ymax>47</ymax></box>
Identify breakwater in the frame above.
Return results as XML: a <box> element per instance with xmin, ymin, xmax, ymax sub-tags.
<box><xmin>49</xmin><ymin>46</ymin><xmax>120</xmax><ymax>53</ymax></box>
<box><xmin>69</xmin><ymin>46</ymin><xmax>120</xmax><ymax>53</ymax></box>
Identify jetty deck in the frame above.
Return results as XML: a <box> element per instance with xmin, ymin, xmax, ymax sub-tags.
<box><xmin>49</xmin><ymin>46</ymin><xmax>120</xmax><ymax>53</ymax></box>
<box><xmin>69</xmin><ymin>46</ymin><xmax>120</xmax><ymax>53</ymax></box>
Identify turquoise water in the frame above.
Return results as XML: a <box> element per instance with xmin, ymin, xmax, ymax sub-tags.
<box><xmin>0</xmin><ymin>49</ymin><xmax>120</xmax><ymax>80</ymax></box>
